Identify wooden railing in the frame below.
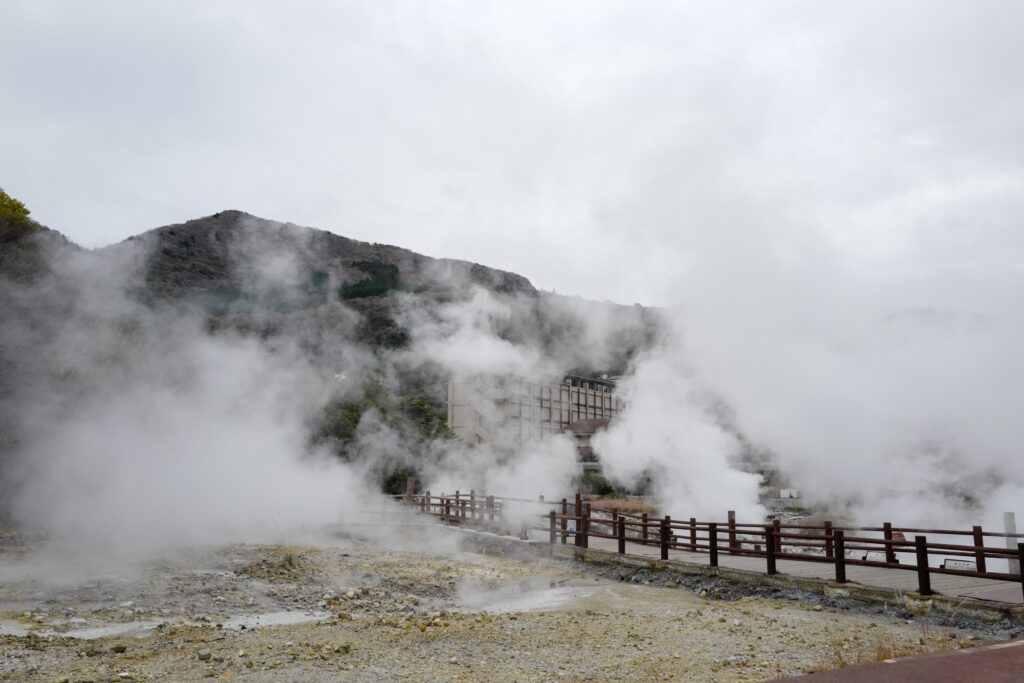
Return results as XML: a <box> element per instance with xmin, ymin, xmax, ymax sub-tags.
<box><xmin>397</xmin><ymin>487</ymin><xmax>1024</xmax><ymax>600</ymax></box>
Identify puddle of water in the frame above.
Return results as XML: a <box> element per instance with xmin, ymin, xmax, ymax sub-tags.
<box><xmin>0</xmin><ymin>619</ymin><xmax>30</xmax><ymax>636</ymax></box>
<box><xmin>464</xmin><ymin>585</ymin><xmax>604</xmax><ymax>613</ymax></box>
<box><xmin>453</xmin><ymin>576</ymin><xmax>702</xmax><ymax>615</ymax></box>
<box><xmin>222</xmin><ymin>610</ymin><xmax>331</xmax><ymax>630</ymax></box>
<box><xmin>59</xmin><ymin>619</ymin><xmax>166</xmax><ymax>639</ymax></box>
<box><xmin>454</xmin><ymin>577</ymin><xmax>608</xmax><ymax>613</ymax></box>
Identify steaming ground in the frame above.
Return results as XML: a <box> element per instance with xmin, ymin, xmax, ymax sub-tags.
<box><xmin>0</xmin><ymin>526</ymin><xmax>1001</xmax><ymax>682</ymax></box>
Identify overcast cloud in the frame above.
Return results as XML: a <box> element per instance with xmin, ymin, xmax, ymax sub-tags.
<box><xmin>2</xmin><ymin>1</ymin><xmax>1023</xmax><ymax>309</ymax></box>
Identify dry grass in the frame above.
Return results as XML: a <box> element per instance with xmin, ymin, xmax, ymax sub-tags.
<box><xmin>809</xmin><ymin>624</ymin><xmax>969</xmax><ymax>673</ymax></box>
<box><xmin>588</xmin><ymin>497</ymin><xmax>657</xmax><ymax>515</ymax></box>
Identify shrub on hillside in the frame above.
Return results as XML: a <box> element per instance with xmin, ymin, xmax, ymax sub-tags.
<box><xmin>0</xmin><ymin>188</ymin><xmax>36</xmax><ymax>243</ymax></box>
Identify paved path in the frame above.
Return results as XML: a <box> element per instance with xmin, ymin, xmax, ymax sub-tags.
<box><xmin>579</xmin><ymin>535</ymin><xmax>1023</xmax><ymax>605</ymax></box>
<box><xmin>770</xmin><ymin>638</ymin><xmax>1024</xmax><ymax>682</ymax></box>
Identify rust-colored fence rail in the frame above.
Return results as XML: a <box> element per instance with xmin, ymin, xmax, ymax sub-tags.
<box><xmin>396</xmin><ymin>486</ymin><xmax>1024</xmax><ymax>600</ymax></box>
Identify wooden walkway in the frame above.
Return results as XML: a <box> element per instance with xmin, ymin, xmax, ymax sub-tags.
<box><xmin>583</xmin><ymin>535</ymin><xmax>1023</xmax><ymax>605</ymax></box>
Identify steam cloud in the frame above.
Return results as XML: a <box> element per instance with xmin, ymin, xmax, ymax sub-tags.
<box><xmin>0</xmin><ymin>221</ymin><xmax>609</xmax><ymax>562</ymax></box>
<box><xmin>3</xmin><ymin>208</ymin><xmax>1023</xmax><ymax>571</ymax></box>
<box><xmin>596</xmin><ymin>268</ymin><xmax>1024</xmax><ymax>530</ymax></box>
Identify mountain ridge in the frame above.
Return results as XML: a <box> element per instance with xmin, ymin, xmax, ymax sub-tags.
<box><xmin>112</xmin><ymin>209</ymin><xmax>539</xmax><ymax>303</ymax></box>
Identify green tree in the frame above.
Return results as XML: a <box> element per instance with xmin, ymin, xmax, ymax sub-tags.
<box><xmin>0</xmin><ymin>187</ymin><xmax>30</xmax><ymax>224</ymax></box>
<box><xmin>0</xmin><ymin>187</ymin><xmax>35</xmax><ymax>242</ymax></box>
<box><xmin>315</xmin><ymin>377</ymin><xmax>455</xmax><ymax>494</ymax></box>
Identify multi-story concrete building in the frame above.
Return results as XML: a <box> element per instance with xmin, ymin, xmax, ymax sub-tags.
<box><xmin>446</xmin><ymin>374</ymin><xmax>624</xmax><ymax>447</ymax></box>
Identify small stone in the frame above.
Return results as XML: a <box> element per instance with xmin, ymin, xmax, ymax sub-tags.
<box><xmin>112</xmin><ymin>644</ymin><xmax>128</xmax><ymax>653</ymax></box>
<box><xmin>197</xmin><ymin>648</ymin><xmax>212</xmax><ymax>661</ymax></box>
<box><xmin>449</xmin><ymin>657</ymin><xmax>458</xmax><ymax>665</ymax></box>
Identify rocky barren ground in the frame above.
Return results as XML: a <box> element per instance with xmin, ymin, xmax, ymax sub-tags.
<box><xmin>0</xmin><ymin>525</ymin><xmax>1007</xmax><ymax>682</ymax></box>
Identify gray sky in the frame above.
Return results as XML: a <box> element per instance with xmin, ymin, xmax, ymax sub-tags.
<box><xmin>2</xmin><ymin>1</ymin><xmax>1022</xmax><ymax>308</ymax></box>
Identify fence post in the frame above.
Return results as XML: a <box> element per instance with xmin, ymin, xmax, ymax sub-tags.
<box><xmin>405</xmin><ymin>476</ymin><xmax>415</xmax><ymax>503</ymax></box>
<box><xmin>642</xmin><ymin>512</ymin><xmax>649</xmax><ymax>544</ymax></box>
<box><xmin>823</xmin><ymin>521</ymin><xmax>833</xmax><ymax>559</ymax></box>
<box><xmin>560</xmin><ymin>498</ymin><xmax>568</xmax><ymax>544</ymax></box>
<box><xmin>689</xmin><ymin>518</ymin><xmax>697</xmax><ymax>552</ymax></box>
<box><xmin>765</xmin><ymin>524</ymin><xmax>777</xmax><ymax>575</ymax></box>
<box><xmin>423</xmin><ymin>490</ymin><xmax>430</xmax><ymax>513</ymax></box>
<box><xmin>1005</xmin><ymin>513</ymin><xmax>1020</xmax><ymax>576</ymax></box>
<box><xmin>574</xmin><ymin>492</ymin><xmax>583</xmax><ymax>547</ymax></box>
<box><xmin>709</xmin><ymin>523</ymin><xmax>719</xmax><ymax>567</ymax></box>
<box><xmin>1018</xmin><ymin>543</ymin><xmax>1024</xmax><ymax>600</ymax></box>
<box><xmin>834</xmin><ymin>530</ymin><xmax>847</xmax><ymax>583</ymax></box>
<box><xmin>460</xmin><ymin>499</ymin><xmax>467</xmax><ymax>523</ymax></box>
<box><xmin>772</xmin><ymin>519</ymin><xmax>782</xmax><ymax>554</ymax></box>
<box><xmin>582</xmin><ymin>503</ymin><xmax>590</xmax><ymax>549</ymax></box>
<box><xmin>469</xmin><ymin>490</ymin><xmax>476</xmax><ymax>522</ymax></box>
<box><xmin>618</xmin><ymin>517</ymin><xmax>626</xmax><ymax>554</ymax></box>
<box><xmin>660</xmin><ymin>516</ymin><xmax>670</xmax><ymax>561</ymax></box>
<box><xmin>972</xmin><ymin>525</ymin><xmax>987</xmax><ymax>573</ymax></box>
<box><xmin>883</xmin><ymin>522</ymin><xmax>897</xmax><ymax>564</ymax></box>
<box><xmin>444</xmin><ymin>496</ymin><xmax>451</xmax><ymax>524</ymax></box>
<box><xmin>549</xmin><ymin>510</ymin><xmax>556</xmax><ymax>545</ymax></box>
<box><xmin>728</xmin><ymin>511</ymin><xmax>737</xmax><ymax>554</ymax></box>
<box><xmin>487</xmin><ymin>495</ymin><xmax>495</xmax><ymax>523</ymax></box>
<box><xmin>915</xmin><ymin>536</ymin><xmax>932</xmax><ymax>595</ymax></box>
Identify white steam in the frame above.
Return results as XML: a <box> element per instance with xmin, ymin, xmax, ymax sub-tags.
<box><xmin>597</xmin><ymin>264</ymin><xmax>1024</xmax><ymax>527</ymax></box>
<box><xmin>8</xmin><ymin>207</ymin><xmax>1022</xmax><ymax>567</ymax></box>
<box><xmin>15</xmin><ymin>330</ymin><xmax>364</xmax><ymax>555</ymax></box>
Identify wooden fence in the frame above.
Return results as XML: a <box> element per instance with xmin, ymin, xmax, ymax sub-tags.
<box><xmin>398</xmin><ymin>487</ymin><xmax>1024</xmax><ymax>600</ymax></box>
